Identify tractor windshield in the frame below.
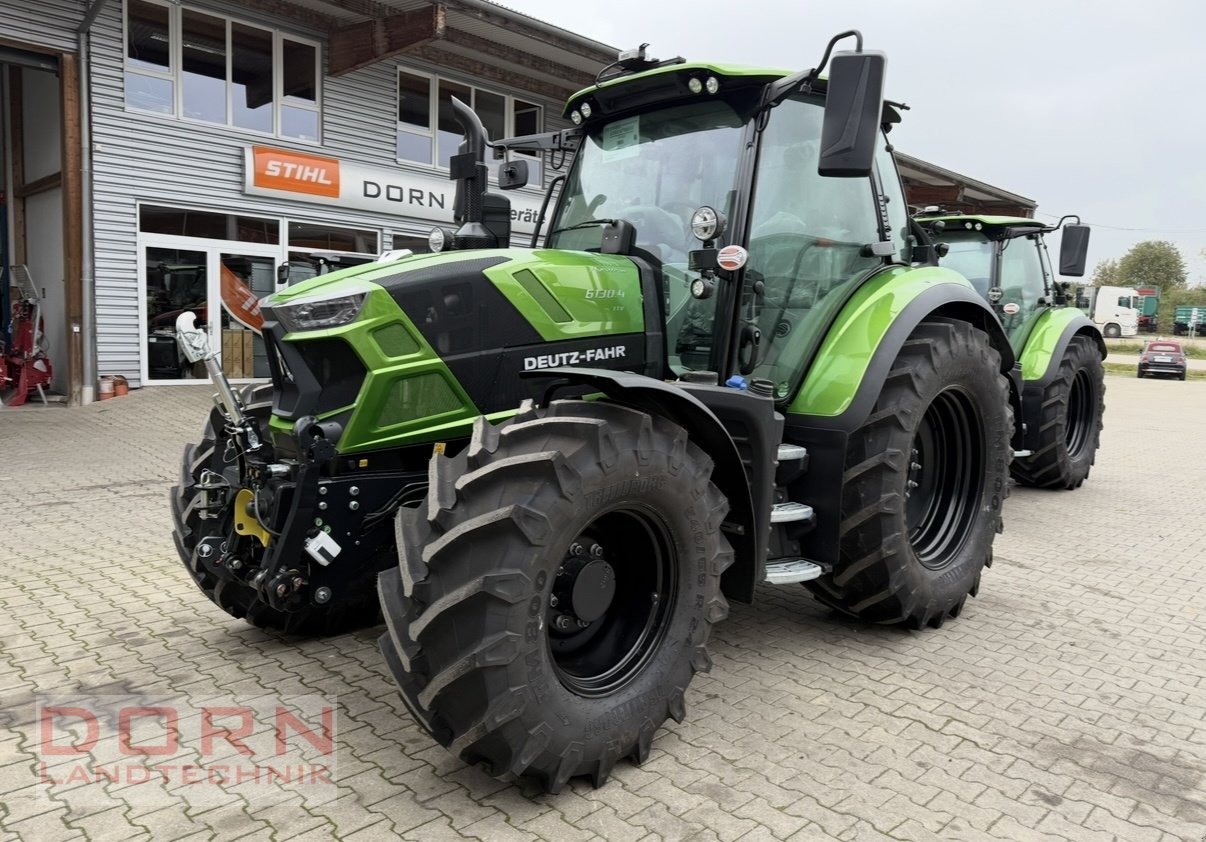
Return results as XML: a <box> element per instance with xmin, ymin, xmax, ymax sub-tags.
<box><xmin>934</xmin><ymin>231</ymin><xmax>994</xmax><ymax>297</ymax></box>
<box><xmin>549</xmin><ymin>100</ymin><xmax>746</xmax><ymax>260</ymax></box>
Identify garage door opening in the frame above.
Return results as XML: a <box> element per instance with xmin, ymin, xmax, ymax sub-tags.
<box><xmin>2</xmin><ymin>45</ymin><xmax>82</xmax><ymax>406</ymax></box>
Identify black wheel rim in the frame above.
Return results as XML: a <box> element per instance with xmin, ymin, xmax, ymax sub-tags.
<box><xmin>1064</xmin><ymin>369</ymin><xmax>1094</xmax><ymax>458</ymax></box>
<box><xmin>547</xmin><ymin>506</ymin><xmax>677</xmax><ymax>697</ymax></box>
<box><xmin>904</xmin><ymin>388</ymin><xmax>985</xmax><ymax>569</ymax></box>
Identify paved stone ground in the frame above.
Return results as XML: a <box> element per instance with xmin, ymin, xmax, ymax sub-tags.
<box><xmin>2</xmin><ymin>375</ymin><xmax>1205</xmax><ymax>841</ymax></box>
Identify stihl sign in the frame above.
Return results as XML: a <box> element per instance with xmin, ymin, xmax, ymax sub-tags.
<box><xmin>244</xmin><ymin>145</ymin><xmax>543</xmax><ymax>234</ymax></box>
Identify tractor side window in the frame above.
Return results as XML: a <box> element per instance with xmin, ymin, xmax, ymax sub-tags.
<box><xmin>874</xmin><ymin>134</ymin><xmax>911</xmax><ymax>262</ymax></box>
<box><xmin>999</xmin><ymin>235</ymin><xmax>1045</xmax><ymax>339</ymax></box>
<box><xmin>745</xmin><ymin>96</ymin><xmax>881</xmax><ymax>398</ymax></box>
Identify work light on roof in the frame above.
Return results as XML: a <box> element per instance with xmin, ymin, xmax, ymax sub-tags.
<box><xmin>688</xmin><ymin>77</ymin><xmax>703</xmax><ymax>94</ymax></box>
<box><xmin>579</xmin><ymin>102</ymin><xmax>592</xmax><ymax>119</ymax></box>
<box><xmin>570</xmin><ymin>109</ymin><xmax>583</xmax><ymax>125</ymax></box>
<box><xmin>705</xmin><ymin>76</ymin><xmax>720</xmax><ymax>94</ymax></box>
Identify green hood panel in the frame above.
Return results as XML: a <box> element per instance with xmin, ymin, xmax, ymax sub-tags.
<box><xmin>267</xmin><ymin>285</ymin><xmax>482</xmax><ymax>454</ymax></box>
<box><xmin>1017</xmin><ymin>308</ymin><xmax>1103</xmax><ymax>381</ymax></box>
<box><xmin>786</xmin><ymin>266</ymin><xmax>976</xmax><ymax>417</ymax></box>
<box><xmin>483</xmin><ymin>249</ymin><xmax>644</xmax><ymax>340</ymax></box>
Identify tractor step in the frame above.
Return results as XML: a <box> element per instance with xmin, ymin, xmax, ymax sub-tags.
<box><xmin>775</xmin><ymin>444</ymin><xmax>809</xmax><ymax>485</ymax></box>
<box><xmin>770</xmin><ymin>501</ymin><xmax>815</xmax><ymax>524</ymax></box>
<box><xmin>764</xmin><ymin>558</ymin><xmax>826</xmax><ymax>585</ymax></box>
<box><xmin>777</xmin><ymin>443</ymin><xmax>808</xmax><ymax>462</ymax></box>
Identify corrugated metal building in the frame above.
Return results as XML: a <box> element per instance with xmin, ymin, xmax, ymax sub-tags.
<box><xmin>0</xmin><ymin>0</ymin><xmax>613</xmax><ymax>401</ymax></box>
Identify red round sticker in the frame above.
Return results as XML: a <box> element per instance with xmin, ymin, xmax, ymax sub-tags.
<box><xmin>1002</xmin><ymin>303</ymin><xmax>1020</xmax><ymax>315</ymax></box>
<box><xmin>717</xmin><ymin>245</ymin><xmax>748</xmax><ymax>271</ymax></box>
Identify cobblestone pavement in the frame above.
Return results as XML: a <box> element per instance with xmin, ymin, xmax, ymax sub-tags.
<box><xmin>2</xmin><ymin>375</ymin><xmax>1205</xmax><ymax>842</ymax></box>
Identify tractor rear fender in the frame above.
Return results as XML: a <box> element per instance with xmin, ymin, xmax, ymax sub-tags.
<box><xmin>520</xmin><ymin>367</ymin><xmax>775</xmax><ymax>605</ymax></box>
<box><xmin>1016</xmin><ymin>310</ymin><xmax>1104</xmax><ymax>451</ymax></box>
<box><xmin>783</xmin><ymin>273</ymin><xmax>1018</xmax><ymax>571</ymax></box>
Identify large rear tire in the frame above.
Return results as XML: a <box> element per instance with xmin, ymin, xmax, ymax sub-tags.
<box><xmin>807</xmin><ymin>318</ymin><xmax>1012</xmax><ymax>629</ymax></box>
<box><xmin>1010</xmin><ymin>335</ymin><xmax>1105</xmax><ymax>490</ymax></box>
<box><xmin>378</xmin><ymin>400</ymin><xmax>732</xmax><ymax>793</ymax></box>
<box><xmin>170</xmin><ymin>385</ymin><xmax>386</xmax><ymax>635</ymax></box>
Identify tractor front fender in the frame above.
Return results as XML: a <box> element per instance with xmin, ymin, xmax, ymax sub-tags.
<box><xmin>522</xmin><ymin>368</ymin><xmax>771</xmax><ymax>605</ymax></box>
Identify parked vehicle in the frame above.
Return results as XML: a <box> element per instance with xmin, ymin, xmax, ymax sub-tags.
<box><xmin>170</xmin><ymin>33</ymin><xmax>1057</xmax><ymax>792</ymax></box>
<box><xmin>1135</xmin><ymin>286</ymin><xmax>1160</xmax><ymax>332</ymax></box>
<box><xmin>916</xmin><ymin>213</ymin><xmax>1105</xmax><ymax>490</ymax></box>
<box><xmin>1138</xmin><ymin>341</ymin><xmax>1188</xmax><ymax>380</ymax></box>
<box><xmin>1173</xmin><ymin>306</ymin><xmax>1206</xmax><ymax>337</ymax></box>
<box><xmin>1077</xmin><ymin>285</ymin><xmax>1139</xmax><ymax>337</ymax></box>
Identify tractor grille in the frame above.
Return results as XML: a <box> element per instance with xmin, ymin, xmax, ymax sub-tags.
<box><xmin>265</xmin><ymin>328</ymin><xmax>367</xmax><ymax>420</ymax></box>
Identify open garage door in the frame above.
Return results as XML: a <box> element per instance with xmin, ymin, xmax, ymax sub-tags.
<box><xmin>2</xmin><ymin>46</ymin><xmax>82</xmax><ymax>405</ymax></box>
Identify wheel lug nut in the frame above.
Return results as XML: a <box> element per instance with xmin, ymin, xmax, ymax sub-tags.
<box><xmin>576</xmin><ymin>619</ymin><xmax>590</xmax><ymax>629</ymax></box>
<box><xmin>549</xmin><ymin>595</ymin><xmax>559</xmax><ymax>608</ymax></box>
<box><xmin>911</xmin><ymin>462</ymin><xmax>922</xmax><ymax>471</ymax></box>
<box><xmin>590</xmin><ymin>543</ymin><xmax>604</xmax><ymax>558</ymax></box>
<box><xmin>908</xmin><ymin>480</ymin><xmax>919</xmax><ymax>489</ymax></box>
<box><xmin>569</xmin><ymin>542</ymin><xmax>584</xmax><ymax>556</ymax></box>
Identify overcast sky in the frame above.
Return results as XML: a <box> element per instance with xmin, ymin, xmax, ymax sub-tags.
<box><xmin>510</xmin><ymin>0</ymin><xmax>1206</xmax><ymax>285</ymax></box>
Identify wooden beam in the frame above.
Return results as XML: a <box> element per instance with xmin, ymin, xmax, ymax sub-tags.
<box><xmin>410</xmin><ymin>44</ymin><xmax>573</xmax><ymax>103</ymax></box>
<box><xmin>440</xmin><ymin>0</ymin><xmax>614</xmax><ymax>65</ymax></box>
<box><xmin>8</xmin><ymin>66</ymin><xmax>26</xmax><ymax>266</ymax></box>
<box><xmin>14</xmin><ymin>171</ymin><xmax>62</xmax><ymax>199</ymax></box>
<box><xmin>61</xmin><ymin>52</ymin><xmax>85</xmax><ymax>405</ymax></box>
<box><xmin>904</xmin><ymin>183</ymin><xmax>964</xmax><ymax>205</ymax></box>
<box><xmin>441</xmin><ymin>29</ymin><xmax>594</xmax><ymax>90</ymax></box>
<box><xmin>328</xmin><ymin>5</ymin><xmax>446</xmax><ymax>77</ymax></box>
<box><xmin>234</xmin><ymin>0</ymin><xmax>336</xmax><ymax>33</ymax></box>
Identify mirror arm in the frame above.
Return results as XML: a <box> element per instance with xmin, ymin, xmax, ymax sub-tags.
<box><xmin>758</xmin><ymin>29</ymin><xmax>865</xmax><ymax>115</ymax></box>
<box><xmin>493</xmin><ymin>128</ymin><xmax>582</xmax><ymax>155</ymax></box>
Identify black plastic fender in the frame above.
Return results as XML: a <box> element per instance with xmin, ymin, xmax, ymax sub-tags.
<box><xmin>521</xmin><ymin>367</ymin><xmax>774</xmax><ymax>604</ymax></box>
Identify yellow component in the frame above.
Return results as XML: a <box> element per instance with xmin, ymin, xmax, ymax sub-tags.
<box><xmin>432</xmin><ymin>441</ymin><xmax>447</xmax><ymax>456</ymax></box>
<box><xmin>233</xmin><ymin>488</ymin><xmax>272</xmax><ymax>547</ymax></box>
<box><xmin>358</xmin><ymin>458</ymin><xmax>369</xmax><ymax>467</ymax></box>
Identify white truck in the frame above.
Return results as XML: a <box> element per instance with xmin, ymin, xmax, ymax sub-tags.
<box><xmin>1077</xmin><ymin>284</ymin><xmax>1139</xmax><ymax>338</ymax></box>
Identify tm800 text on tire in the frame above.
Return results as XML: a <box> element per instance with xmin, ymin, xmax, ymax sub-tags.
<box><xmin>808</xmin><ymin>318</ymin><xmax>1012</xmax><ymax>629</ymax></box>
<box><xmin>378</xmin><ymin>400</ymin><xmax>733</xmax><ymax>793</ymax></box>
<box><xmin>1010</xmin><ymin>334</ymin><xmax>1105</xmax><ymax>490</ymax></box>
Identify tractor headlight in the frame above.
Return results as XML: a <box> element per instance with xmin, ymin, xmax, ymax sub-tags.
<box><xmin>579</xmin><ymin>101</ymin><xmax>592</xmax><ymax>119</ymax></box>
<box><xmin>428</xmin><ymin>226</ymin><xmax>448</xmax><ymax>253</ymax></box>
<box><xmin>690</xmin><ymin>205</ymin><xmax>726</xmax><ymax>242</ymax></box>
<box><xmin>273</xmin><ymin>291</ymin><xmax>367</xmax><ymax>333</ymax></box>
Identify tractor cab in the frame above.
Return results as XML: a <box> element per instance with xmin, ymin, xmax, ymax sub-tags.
<box><xmin>915</xmin><ymin>212</ymin><xmax>1091</xmax><ymax>354</ymax></box>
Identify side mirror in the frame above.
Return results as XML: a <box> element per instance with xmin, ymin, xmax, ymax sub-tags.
<box><xmin>498</xmin><ymin>158</ymin><xmax>529</xmax><ymax>190</ymax></box>
<box><xmin>1059</xmin><ymin>224</ymin><xmax>1091</xmax><ymax>276</ymax></box>
<box><xmin>277</xmin><ymin>263</ymin><xmax>290</xmax><ymax>285</ymax></box>
<box><xmin>818</xmin><ymin>50</ymin><xmax>886</xmax><ymax>177</ymax></box>
<box><xmin>175</xmin><ymin>311</ymin><xmax>212</xmax><ymax>364</ymax></box>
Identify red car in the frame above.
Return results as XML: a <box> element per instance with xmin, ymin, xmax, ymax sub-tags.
<box><xmin>1137</xmin><ymin>341</ymin><xmax>1188</xmax><ymax>380</ymax></box>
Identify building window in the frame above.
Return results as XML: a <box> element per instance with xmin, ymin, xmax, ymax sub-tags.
<box><xmin>139</xmin><ymin>205</ymin><xmax>280</xmax><ymax>243</ymax></box>
<box><xmin>124</xmin><ymin>0</ymin><xmax>320</xmax><ymax>142</ymax></box>
<box><xmin>286</xmin><ymin>222</ymin><xmax>381</xmax><ymax>283</ymax></box>
<box><xmin>397</xmin><ymin>70</ymin><xmax>543</xmax><ymax>181</ymax></box>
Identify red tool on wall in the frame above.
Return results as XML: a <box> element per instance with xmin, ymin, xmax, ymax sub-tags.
<box><xmin>2</xmin><ymin>265</ymin><xmax>54</xmax><ymax>407</ymax></box>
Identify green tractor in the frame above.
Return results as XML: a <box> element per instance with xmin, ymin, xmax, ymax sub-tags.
<box><xmin>170</xmin><ymin>32</ymin><xmax>1089</xmax><ymax>791</ymax></box>
<box><xmin>914</xmin><ymin>213</ymin><xmax>1105</xmax><ymax>489</ymax></box>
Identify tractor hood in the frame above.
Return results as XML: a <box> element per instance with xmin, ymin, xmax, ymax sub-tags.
<box><xmin>259</xmin><ymin>248</ymin><xmax>657</xmax><ymax>454</ymax></box>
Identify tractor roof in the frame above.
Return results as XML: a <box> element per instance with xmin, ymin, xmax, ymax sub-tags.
<box><xmin>920</xmin><ymin>214</ymin><xmax>1048</xmax><ymax>229</ymax></box>
<box><xmin>564</xmin><ymin>62</ymin><xmax>789</xmax><ymax>121</ymax></box>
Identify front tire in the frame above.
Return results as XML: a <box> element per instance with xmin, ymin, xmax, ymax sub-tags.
<box><xmin>1103</xmin><ymin>323</ymin><xmax>1121</xmax><ymax>338</ymax></box>
<box><xmin>378</xmin><ymin>400</ymin><xmax>732</xmax><ymax>793</ymax></box>
<box><xmin>807</xmin><ymin>318</ymin><xmax>1012</xmax><ymax>629</ymax></box>
<box><xmin>1011</xmin><ymin>335</ymin><xmax>1105</xmax><ymax>490</ymax></box>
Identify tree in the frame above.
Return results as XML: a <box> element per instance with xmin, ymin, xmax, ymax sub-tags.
<box><xmin>1116</xmin><ymin>240</ymin><xmax>1188</xmax><ymax>290</ymax></box>
<box><xmin>1090</xmin><ymin>258</ymin><xmax>1120</xmax><ymax>286</ymax></box>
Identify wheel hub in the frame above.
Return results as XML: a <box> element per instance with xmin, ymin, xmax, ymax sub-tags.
<box><xmin>554</xmin><ymin>543</ymin><xmax>617</xmax><ymax>624</ymax></box>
